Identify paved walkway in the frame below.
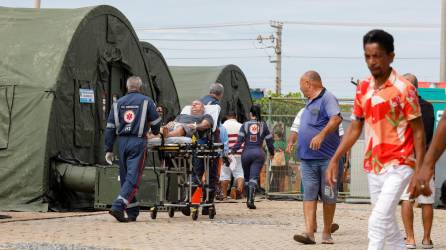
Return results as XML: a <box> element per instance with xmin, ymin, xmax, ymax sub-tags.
<box><xmin>1</xmin><ymin>200</ymin><xmax>445</xmax><ymax>250</ymax></box>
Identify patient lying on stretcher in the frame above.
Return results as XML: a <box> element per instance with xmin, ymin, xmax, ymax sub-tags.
<box><xmin>148</xmin><ymin>100</ymin><xmax>213</xmax><ymax>139</ymax></box>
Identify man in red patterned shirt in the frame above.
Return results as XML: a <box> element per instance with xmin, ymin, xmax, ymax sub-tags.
<box><xmin>325</xmin><ymin>29</ymin><xmax>426</xmax><ymax>250</ymax></box>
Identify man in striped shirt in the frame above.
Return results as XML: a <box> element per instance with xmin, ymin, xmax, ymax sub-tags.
<box><xmin>220</xmin><ymin>112</ymin><xmax>245</xmax><ymax>199</ymax></box>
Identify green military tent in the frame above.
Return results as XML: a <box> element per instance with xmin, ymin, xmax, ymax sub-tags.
<box><xmin>0</xmin><ymin>5</ymin><xmax>172</xmax><ymax>211</ymax></box>
<box><xmin>170</xmin><ymin>65</ymin><xmax>253</xmax><ymax>122</ymax></box>
<box><xmin>140</xmin><ymin>42</ymin><xmax>180</xmax><ymax>123</ymax></box>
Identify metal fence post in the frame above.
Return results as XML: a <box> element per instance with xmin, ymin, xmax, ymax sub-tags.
<box><xmin>265</xmin><ymin>97</ymin><xmax>272</xmax><ymax>194</ymax></box>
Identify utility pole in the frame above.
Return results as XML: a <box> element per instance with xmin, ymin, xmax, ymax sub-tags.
<box><xmin>256</xmin><ymin>21</ymin><xmax>283</xmax><ymax>95</ymax></box>
<box><xmin>270</xmin><ymin>21</ymin><xmax>283</xmax><ymax>95</ymax></box>
<box><xmin>441</xmin><ymin>0</ymin><xmax>446</xmax><ymax>82</ymax></box>
<box><xmin>34</xmin><ymin>0</ymin><xmax>41</xmax><ymax>9</ymax></box>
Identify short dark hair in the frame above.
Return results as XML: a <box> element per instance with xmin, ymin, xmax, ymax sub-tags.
<box><xmin>363</xmin><ymin>29</ymin><xmax>394</xmax><ymax>54</ymax></box>
<box><xmin>250</xmin><ymin>104</ymin><xmax>262</xmax><ymax>122</ymax></box>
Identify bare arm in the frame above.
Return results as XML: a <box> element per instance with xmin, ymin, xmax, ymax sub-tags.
<box><xmin>326</xmin><ymin>120</ymin><xmax>363</xmax><ymax>187</ymax></box>
<box><xmin>286</xmin><ymin>131</ymin><xmax>298</xmax><ymax>154</ymax></box>
<box><xmin>187</xmin><ymin>118</ymin><xmax>212</xmax><ymax>131</ymax></box>
<box><xmin>407</xmin><ymin>117</ymin><xmax>426</xmax><ymax>198</ymax></box>
<box><xmin>410</xmin><ymin>117</ymin><xmax>426</xmax><ymax>171</ymax></box>
<box><xmin>196</xmin><ymin>119</ymin><xmax>211</xmax><ymax>131</ymax></box>
<box><xmin>309</xmin><ymin>115</ymin><xmax>342</xmax><ymax>150</ymax></box>
<box><xmin>322</xmin><ymin>115</ymin><xmax>343</xmax><ymax>137</ymax></box>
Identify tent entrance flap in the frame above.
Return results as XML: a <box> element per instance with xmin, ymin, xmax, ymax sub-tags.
<box><xmin>109</xmin><ymin>63</ymin><xmax>130</xmax><ymax>104</ymax></box>
<box><xmin>0</xmin><ymin>85</ymin><xmax>14</xmax><ymax>149</ymax></box>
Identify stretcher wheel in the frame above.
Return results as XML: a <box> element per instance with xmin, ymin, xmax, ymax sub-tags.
<box><xmin>191</xmin><ymin>208</ymin><xmax>199</xmax><ymax>221</ymax></box>
<box><xmin>168</xmin><ymin>207</ymin><xmax>175</xmax><ymax>218</ymax></box>
<box><xmin>181</xmin><ymin>206</ymin><xmax>191</xmax><ymax>216</ymax></box>
<box><xmin>208</xmin><ymin>206</ymin><xmax>216</xmax><ymax>220</ymax></box>
<box><xmin>150</xmin><ymin>207</ymin><xmax>157</xmax><ymax>220</ymax></box>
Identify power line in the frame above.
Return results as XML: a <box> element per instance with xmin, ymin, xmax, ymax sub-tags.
<box><xmin>157</xmin><ymin>47</ymin><xmax>258</xmax><ymax>51</ymax></box>
<box><xmin>140</xmin><ymin>38</ymin><xmax>261</xmax><ymax>42</ymax></box>
<box><xmin>135</xmin><ymin>22</ymin><xmax>268</xmax><ymax>31</ymax></box>
<box><xmin>283</xmin><ymin>55</ymin><xmax>440</xmax><ymax>60</ymax></box>
<box><xmin>283</xmin><ymin>20</ymin><xmax>439</xmax><ymax>29</ymax></box>
<box><xmin>164</xmin><ymin>55</ymin><xmax>439</xmax><ymax>60</ymax></box>
<box><xmin>135</xmin><ymin>21</ymin><xmax>439</xmax><ymax>31</ymax></box>
<box><xmin>166</xmin><ymin>56</ymin><xmax>267</xmax><ymax>59</ymax></box>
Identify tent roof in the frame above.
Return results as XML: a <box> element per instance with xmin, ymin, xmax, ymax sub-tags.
<box><xmin>140</xmin><ymin>41</ymin><xmax>180</xmax><ymax>121</ymax></box>
<box><xmin>170</xmin><ymin>65</ymin><xmax>233</xmax><ymax>107</ymax></box>
<box><xmin>0</xmin><ymin>5</ymin><xmax>136</xmax><ymax>89</ymax></box>
<box><xmin>170</xmin><ymin>65</ymin><xmax>252</xmax><ymax>122</ymax></box>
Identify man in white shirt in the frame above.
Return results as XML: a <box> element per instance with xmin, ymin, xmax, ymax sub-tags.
<box><xmin>220</xmin><ymin>112</ymin><xmax>245</xmax><ymax>199</ymax></box>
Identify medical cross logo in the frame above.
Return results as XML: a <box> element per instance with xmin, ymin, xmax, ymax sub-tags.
<box><xmin>123</xmin><ymin>110</ymin><xmax>135</xmax><ymax>123</ymax></box>
<box><xmin>249</xmin><ymin>124</ymin><xmax>259</xmax><ymax>134</ymax></box>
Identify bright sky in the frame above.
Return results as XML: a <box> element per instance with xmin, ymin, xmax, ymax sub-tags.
<box><xmin>0</xmin><ymin>0</ymin><xmax>441</xmax><ymax>97</ymax></box>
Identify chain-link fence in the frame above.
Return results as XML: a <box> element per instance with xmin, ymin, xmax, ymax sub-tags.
<box><xmin>256</xmin><ymin>97</ymin><xmax>354</xmax><ymax>199</ymax></box>
<box><xmin>255</xmin><ymin>96</ymin><xmax>446</xmax><ymax>207</ymax></box>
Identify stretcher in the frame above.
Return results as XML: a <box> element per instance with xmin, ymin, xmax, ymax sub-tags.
<box><xmin>146</xmin><ymin>105</ymin><xmax>222</xmax><ymax>221</ymax></box>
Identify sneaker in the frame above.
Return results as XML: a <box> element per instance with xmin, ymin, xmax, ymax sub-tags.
<box><xmin>109</xmin><ymin>209</ymin><xmax>128</xmax><ymax>222</ymax></box>
<box><xmin>128</xmin><ymin>217</ymin><xmax>137</xmax><ymax>222</ymax></box>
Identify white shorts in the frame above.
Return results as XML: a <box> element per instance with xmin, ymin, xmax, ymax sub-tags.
<box><xmin>220</xmin><ymin>155</ymin><xmax>244</xmax><ymax>181</ymax></box>
<box><xmin>400</xmin><ymin>177</ymin><xmax>435</xmax><ymax>204</ymax></box>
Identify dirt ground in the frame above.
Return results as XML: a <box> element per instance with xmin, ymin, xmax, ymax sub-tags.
<box><xmin>1</xmin><ymin>199</ymin><xmax>446</xmax><ymax>250</ymax></box>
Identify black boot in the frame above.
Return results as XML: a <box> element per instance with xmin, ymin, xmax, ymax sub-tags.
<box><xmin>247</xmin><ymin>186</ymin><xmax>256</xmax><ymax>209</ymax></box>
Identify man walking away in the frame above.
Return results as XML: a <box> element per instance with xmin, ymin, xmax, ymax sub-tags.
<box><xmin>220</xmin><ymin>112</ymin><xmax>245</xmax><ymax>199</ymax></box>
<box><xmin>105</xmin><ymin>76</ymin><xmax>161</xmax><ymax>222</ymax></box>
<box><xmin>399</xmin><ymin>73</ymin><xmax>435</xmax><ymax>249</ymax></box>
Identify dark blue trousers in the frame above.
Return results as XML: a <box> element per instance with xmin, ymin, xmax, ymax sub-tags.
<box><xmin>241</xmin><ymin>148</ymin><xmax>265</xmax><ymax>188</ymax></box>
<box><xmin>111</xmin><ymin>136</ymin><xmax>146</xmax><ymax>219</ymax></box>
<box><xmin>192</xmin><ymin>138</ymin><xmax>218</xmax><ymax>192</ymax></box>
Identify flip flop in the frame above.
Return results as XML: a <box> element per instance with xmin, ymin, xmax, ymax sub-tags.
<box><xmin>293</xmin><ymin>233</ymin><xmax>316</xmax><ymax>245</ymax></box>
<box><xmin>322</xmin><ymin>235</ymin><xmax>334</xmax><ymax>244</ymax></box>
<box><xmin>422</xmin><ymin>240</ymin><xmax>434</xmax><ymax>249</ymax></box>
<box><xmin>406</xmin><ymin>243</ymin><xmax>416</xmax><ymax>249</ymax></box>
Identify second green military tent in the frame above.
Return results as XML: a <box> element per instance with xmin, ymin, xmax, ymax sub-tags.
<box><xmin>170</xmin><ymin>65</ymin><xmax>253</xmax><ymax>122</ymax></box>
<box><xmin>140</xmin><ymin>42</ymin><xmax>180</xmax><ymax>123</ymax></box>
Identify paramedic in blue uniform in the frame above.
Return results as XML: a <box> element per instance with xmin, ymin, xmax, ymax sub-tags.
<box><xmin>105</xmin><ymin>76</ymin><xmax>161</xmax><ymax>222</ymax></box>
<box><xmin>189</xmin><ymin>83</ymin><xmax>224</xmax><ymax>215</ymax></box>
<box><xmin>231</xmin><ymin>104</ymin><xmax>275</xmax><ymax>209</ymax></box>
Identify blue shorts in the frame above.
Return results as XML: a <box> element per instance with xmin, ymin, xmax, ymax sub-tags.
<box><xmin>300</xmin><ymin>159</ymin><xmax>338</xmax><ymax>204</ymax></box>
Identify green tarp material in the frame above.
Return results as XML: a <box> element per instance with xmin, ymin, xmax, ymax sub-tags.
<box><xmin>140</xmin><ymin>42</ymin><xmax>180</xmax><ymax>123</ymax></box>
<box><xmin>170</xmin><ymin>65</ymin><xmax>253</xmax><ymax>122</ymax></box>
<box><xmin>0</xmin><ymin>5</ymin><xmax>162</xmax><ymax>211</ymax></box>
